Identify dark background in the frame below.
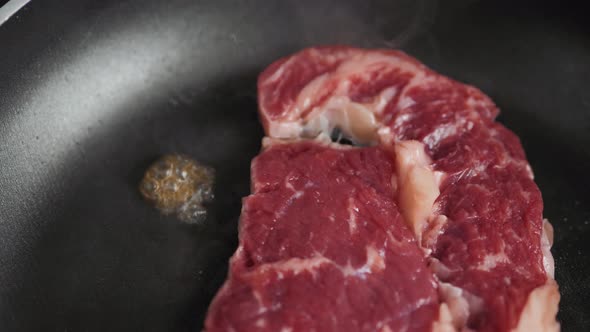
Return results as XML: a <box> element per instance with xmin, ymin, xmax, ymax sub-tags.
<box><xmin>0</xmin><ymin>0</ymin><xmax>588</xmax><ymax>331</ymax></box>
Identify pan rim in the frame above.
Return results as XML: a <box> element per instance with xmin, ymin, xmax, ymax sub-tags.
<box><xmin>0</xmin><ymin>0</ymin><xmax>31</xmax><ymax>26</ymax></box>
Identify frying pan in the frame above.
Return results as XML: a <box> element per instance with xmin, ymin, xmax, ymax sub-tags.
<box><xmin>0</xmin><ymin>0</ymin><xmax>588</xmax><ymax>331</ymax></box>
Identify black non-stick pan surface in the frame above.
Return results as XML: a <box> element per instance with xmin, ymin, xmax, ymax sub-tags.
<box><xmin>0</xmin><ymin>0</ymin><xmax>588</xmax><ymax>331</ymax></box>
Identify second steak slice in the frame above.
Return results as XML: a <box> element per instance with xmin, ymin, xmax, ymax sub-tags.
<box><xmin>205</xmin><ymin>141</ymin><xmax>442</xmax><ymax>332</ymax></box>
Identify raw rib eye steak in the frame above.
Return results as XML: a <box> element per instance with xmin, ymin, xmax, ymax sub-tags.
<box><xmin>205</xmin><ymin>47</ymin><xmax>560</xmax><ymax>332</ymax></box>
